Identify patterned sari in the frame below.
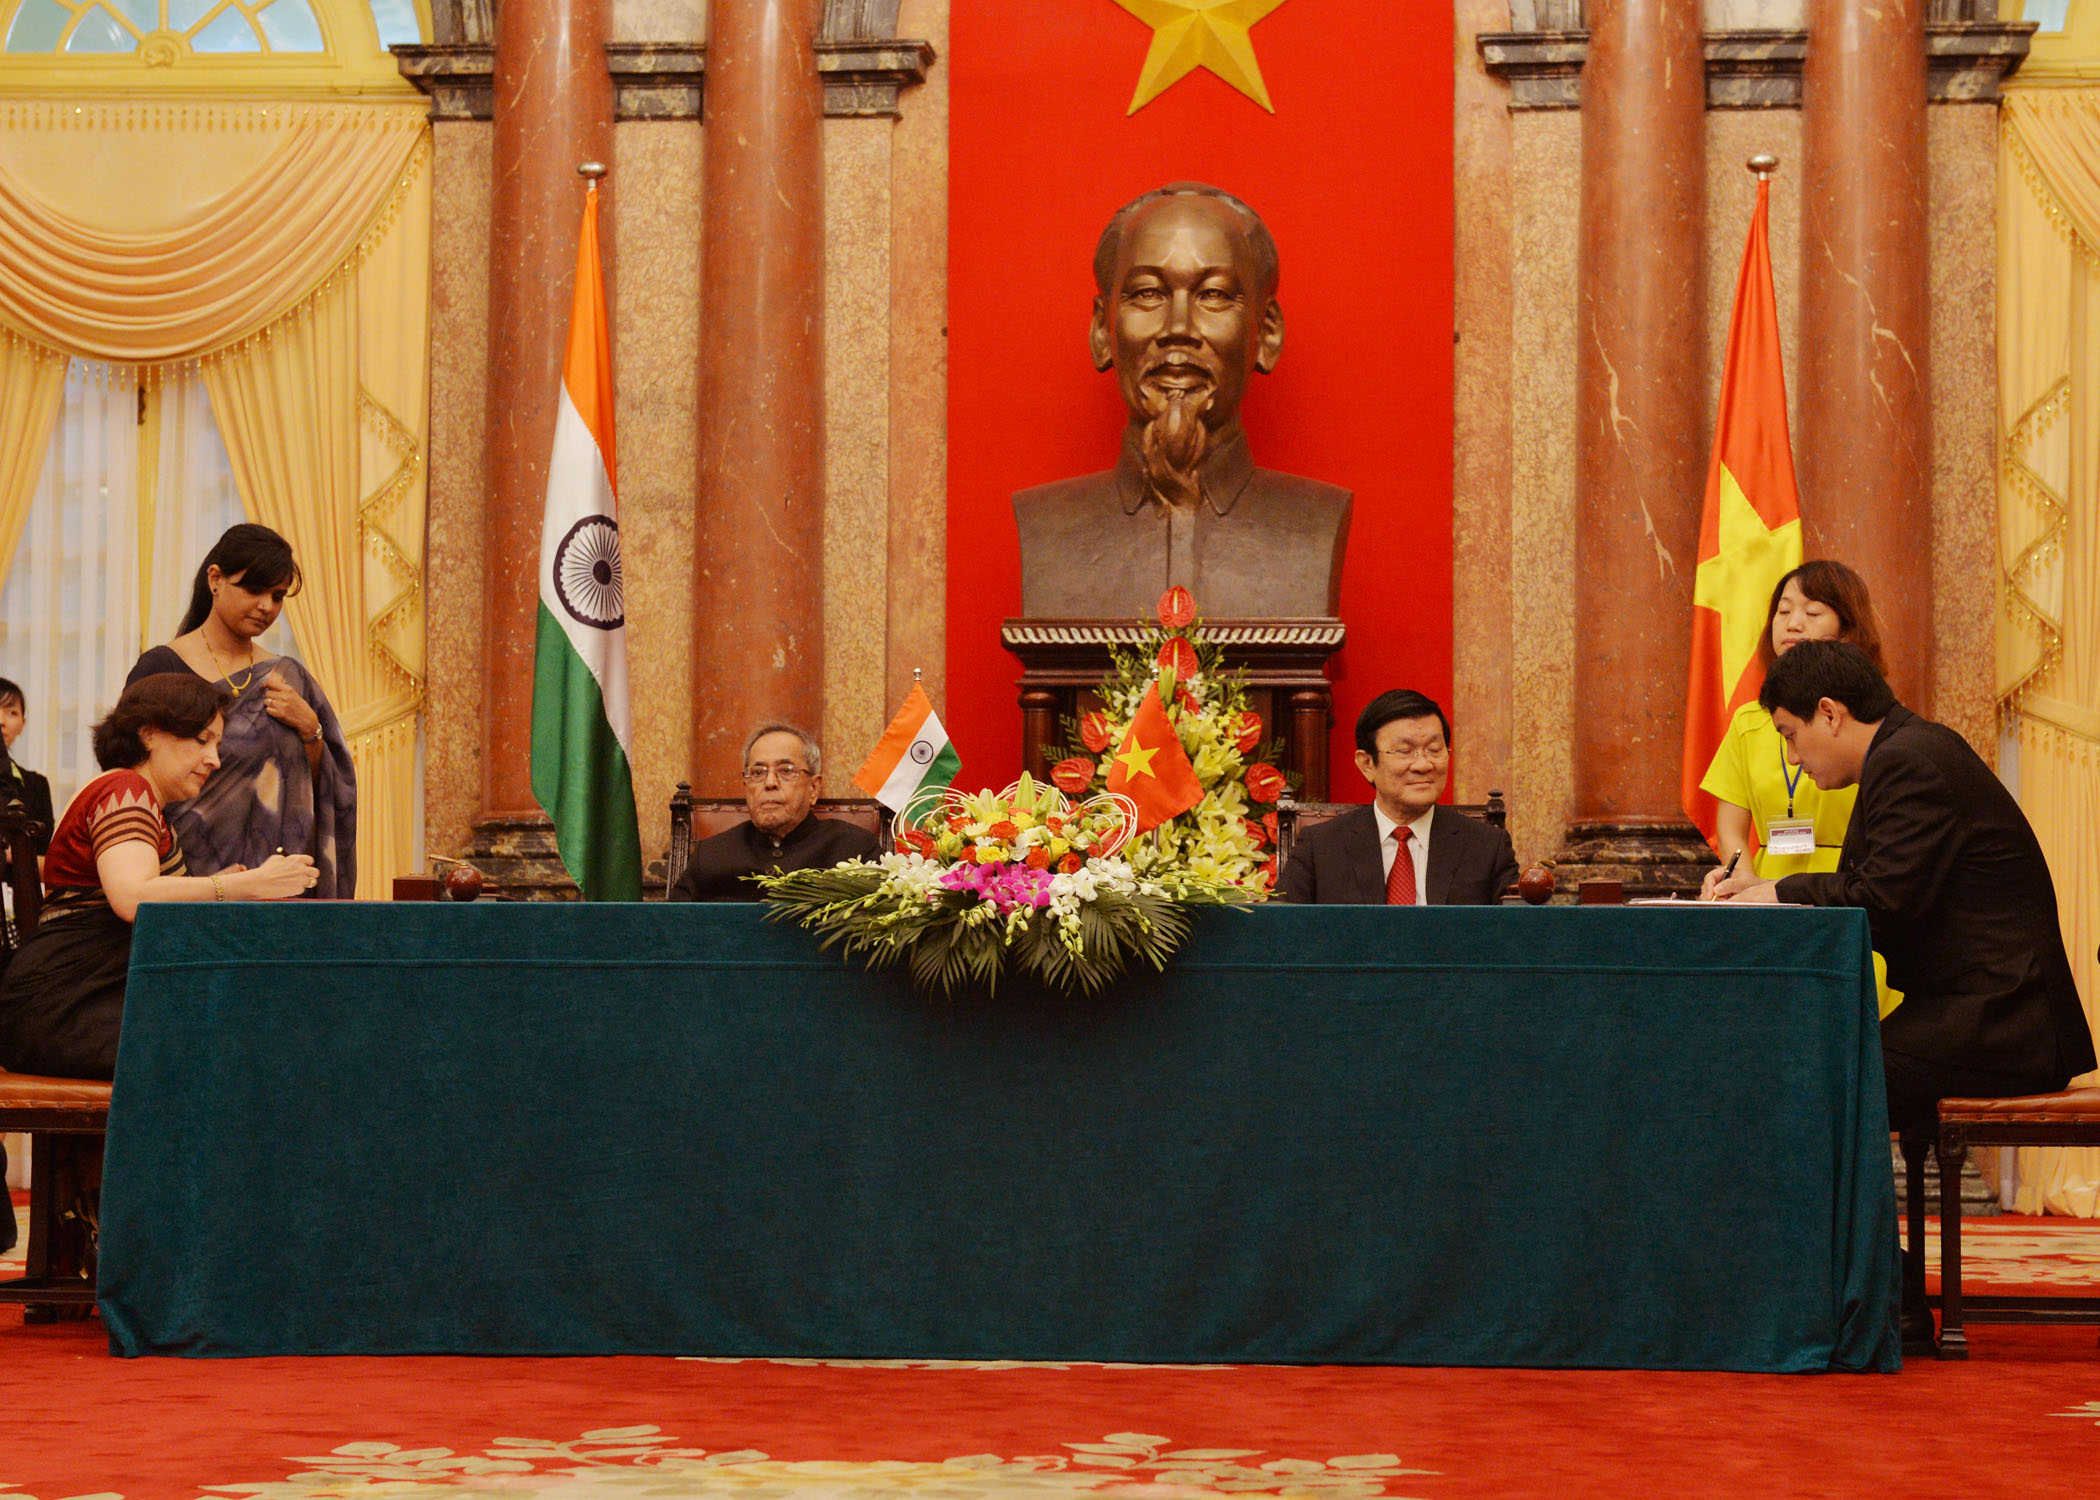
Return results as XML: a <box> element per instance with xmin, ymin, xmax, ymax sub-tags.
<box><xmin>127</xmin><ymin>647</ymin><xmax>357</xmax><ymax>897</ymax></box>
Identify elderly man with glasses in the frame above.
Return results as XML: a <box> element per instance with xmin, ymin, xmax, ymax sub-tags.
<box><xmin>668</xmin><ymin>723</ymin><xmax>881</xmax><ymax>902</ymax></box>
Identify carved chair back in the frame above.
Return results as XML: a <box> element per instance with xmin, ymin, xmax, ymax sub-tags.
<box><xmin>1273</xmin><ymin>791</ymin><xmax>1506</xmax><ymax>876</ymax></box>
<box><xmin>665</xmin><ymin>781</ymin><xmax>891</xmax><ymax>891</ymax></box>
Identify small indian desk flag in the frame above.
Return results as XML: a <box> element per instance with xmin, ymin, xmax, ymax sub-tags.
<box><xmin>853</xmin><ymin>682</ymin><xmax>961</xmax><ymax>812</ymax></box>
<box><xmin>530</xmin><ymin>177</ymin><xmax>643</xmax><ymax>901</ymax></box>
<box><xmin>1681</xmin><ymin>163</ymin><xmax>1804</xmax><ymax>851</ymax></box>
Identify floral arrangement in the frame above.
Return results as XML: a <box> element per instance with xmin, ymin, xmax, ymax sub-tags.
<box><xmin>1049</xmin><ymin>587</ymin><xmax>1288</xmax><ymax>890</ymax></box>
<box><xmin>755</xmin><ymin>774</ymin><xmax>1256</xmax><ymax>996</ymax></box>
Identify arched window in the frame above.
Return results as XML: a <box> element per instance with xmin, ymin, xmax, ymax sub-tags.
<box><xmin>0</xmin><ymin>0</ymin><xmax>424</xmax><ymax>89</ymax></box>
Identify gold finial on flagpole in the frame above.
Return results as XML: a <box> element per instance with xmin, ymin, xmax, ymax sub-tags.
<box><xmin>578</xmin><ymin>161</ymin><xmax>608</xmax><ymax>180</ymax></box>
<box><xmin>913</xmin><ymin>667</ymin><xmax>923</xmax><ymax>683</ymax></box>
<box><xmin>1747</xmin><ymin>153</ymin><xmax>1778</xmax><ymax>181</ymax></box>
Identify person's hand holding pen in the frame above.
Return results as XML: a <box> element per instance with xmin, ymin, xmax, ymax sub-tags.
<box><xmin>1699</xmin><ymin>848</ymin><xmax>1742</xmax><ymax>902</ymax></box>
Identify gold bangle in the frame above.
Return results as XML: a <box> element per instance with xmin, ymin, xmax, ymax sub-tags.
<box><xmin>211</xmin><ymin>874</ymin><xmax>224</xmax><ymax>902</ymax></box>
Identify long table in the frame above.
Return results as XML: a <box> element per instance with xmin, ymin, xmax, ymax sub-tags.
<box><xmin>98</xmin><ymin>902</ymin><xmax>1899</xmax><ymax>1369</ymax></box>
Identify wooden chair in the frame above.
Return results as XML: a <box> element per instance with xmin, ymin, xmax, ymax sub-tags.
<box><xmin>1274</xmin><ymin>790</ymin><xmax>1507</xmax><ymax>875</ymax></box>
<box><xmin>664</xmin><ymin>782</ymin><xmax>891</xmax><ymax>891</ymax></box>
<box><xmin>1</xmin><ymin>802</ymin><xmax>46</xmax><ymax>961</ymax></box>
<box><xmin>0</xmin><ymin>803</ymin><xmax>106</xmax><ymax>1321</ymax></box>
<box><xmin>1931</xmin><ymin>1086</ymin><xmax>2100</xmax><ymax>1359</ymax></box>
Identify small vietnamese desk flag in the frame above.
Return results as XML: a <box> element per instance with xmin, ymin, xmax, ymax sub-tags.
<box><xmin>1106</xmin><ymin>683</ymin><xmax>1205</xmax><ymax>833</ymax></box>
<box><xmin>530</xmin><ymin>179</ymin><xmax>644</xmax><ymax>901</ymax></box>
<box><xmin>853</xmin><ymin>682</ymin><xmax>962</xmax><ymax>812</ymax></box>
<box><xmin>1681</xmin><ymin>167</ymin><xmax>1804</xmax><ymax>850</ymax></box>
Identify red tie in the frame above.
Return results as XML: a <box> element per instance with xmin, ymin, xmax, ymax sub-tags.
<box><xmin>1386</xmin><ymin>825</ymin><xmax>1417</xmax><ymax>906</ymax></box>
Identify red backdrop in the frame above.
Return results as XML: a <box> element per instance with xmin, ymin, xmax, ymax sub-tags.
<box><xmin>947</xmin><ymin>0</ymin><xmax>1454</xmax><ymax>798</ymax></box>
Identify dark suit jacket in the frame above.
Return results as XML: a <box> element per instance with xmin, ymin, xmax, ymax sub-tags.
<box><xmin>668</xmin><ymin>813</ymin><xmax>881</xmax><ymax>902</ymax></box>
<box><xmin>1777</xmin><ymin>706</ymin><xmax>2095</xmax><ymax>1083</ymax></box>
<box><xmin>1277</xmin><ymin>803</ymin><xmax>1518</xmax><ymax>906</ymax></box>
<box><xmin>3</xmin><ymin>762</ymin><xmax>52</xmax><ymax>854</ymax></box>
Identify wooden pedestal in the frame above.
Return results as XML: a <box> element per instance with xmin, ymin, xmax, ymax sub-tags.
<box><xmin>1001</xmin><ymin>617</ymin><xmax>1345</xmax><ymax>803</ymax></box>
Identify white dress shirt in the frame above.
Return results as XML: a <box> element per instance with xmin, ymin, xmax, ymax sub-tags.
<box><xmin>1372</xmin><ymin>802</ymin><xmax>1435</xmax><ymax>905</ymax></box>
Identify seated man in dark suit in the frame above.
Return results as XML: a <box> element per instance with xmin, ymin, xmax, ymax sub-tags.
<box><xmin>1278</xmin><ymin>689</ymin><xmax>1517</xmax><ymax>906</ymax></box>
<box><xmin>669</xmin><ymin>723</ymin><xmax>881</xmax><ymax>902</ymax></box>
<box><xmin>1715</xmin><ymin>641</ymin><xmax>2095</xmax><ymax>1129</ymax></box>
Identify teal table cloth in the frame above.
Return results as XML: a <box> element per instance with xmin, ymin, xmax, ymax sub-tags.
<box><xmin>98</xmin><ymin>902</ymin><xmax>1898</xmax><ymax>1369</ymax></box>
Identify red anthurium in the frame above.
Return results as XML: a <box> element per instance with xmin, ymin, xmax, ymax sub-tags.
<box><xmin>1050</xmin><ymin>757</ymin><xmax>1095</xmax><ymax>796</ymax></box>
<box><xmin>1078</xmin><ymin>710</ymin><xmax>1115</xmax><ymax>753</ymax></box>
<box><xmin>1235</xmin><ymin>711</ymin><xmax>1262</xmax><ymax>754</ymax></box>
<box><xmin>1157</xmin><ymin>586</ymin><xmax>1197</xmax><ymax>629</ymax></box>
<box><xmin>1244</xmin><ymin>762</ymin><xmax>1286</xmax><ymax>804</ymax></box>
<box><xmin>1156</xmin><ymin>636</ymin><xmax>1199</xmax><ymax>681</ymax></box>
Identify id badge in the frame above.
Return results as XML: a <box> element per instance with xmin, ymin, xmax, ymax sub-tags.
<box><xmin>1766</xmin><ymin>818</ymin><xmax>1817</xmax><ymax>857</ymax></box>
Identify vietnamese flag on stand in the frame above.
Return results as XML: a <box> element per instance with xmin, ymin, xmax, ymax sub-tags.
<box><xmin>1681</xmin><ymin>170</ymin><xmax>1805</xmax><ymax>849</ymax></box>
<box><xmin>1106</xmin><ymin>684</ymin><xmax>1205</xmax><ymax>833</ymax></box>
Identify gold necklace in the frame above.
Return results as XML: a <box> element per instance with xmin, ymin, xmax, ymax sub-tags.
<box><xmin>203</xmin><ymin>634</ymin><xmax>259</xmax><ymax>696</ymax></box>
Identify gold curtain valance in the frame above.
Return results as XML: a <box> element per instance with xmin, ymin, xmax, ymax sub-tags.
<box><xmin>0</xmin><ymin>102</ymin><xmax>426</xmax><ymax>366</ymax></box>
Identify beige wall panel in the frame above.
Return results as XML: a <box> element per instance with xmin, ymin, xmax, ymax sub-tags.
<box><xmin>614</xmin><ymin>119</ymin><xmax>704</xmax><ymax>852</ymax></box>
<box><xmin>888</xmin><ymin>0</ymin><xmax>950</xmax><ymax>715</ymax></box>
<box><xmin>614</xmin><ymin>0</ymin><xmax>703</xmax><ymax>42</ymax></box>
<box><xmin>423</xmin><ymin>119</ymin><xmax>494</xmax><ymax>865</ymax></box>
<box><xmin>1927</xmin><ymin>103</ymin><xmax>2000</xmax><ymax>759</ymax></box>
<box><xmin>823</xmin><ymin>119</ymin><xmax>896</xmax><ymax>772</ymax></box>
<box><xmin>1702</xmin><ymin>112</ymin><xmax>1803</xmax><ymax>444</ymax></box>
<box><xmin>1507</xmin><ymin>111</ymin><xmax>1584</xmax><ymax>867</ymax></box>
<box><xmin>1453</xmin><ymin>0</ymin><xmax>1516</xmax><ymax>806</ymax></box>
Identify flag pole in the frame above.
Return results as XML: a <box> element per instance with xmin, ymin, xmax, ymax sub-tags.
<box><xmin>1748</xmin><ymin>152</ymin><xmax>1776</xmax><ymax>180</ymax></box>
<box><xmin>578</xmin><ymin>161</ymin><xmax>608</xmax><ymax>180</ymax></box>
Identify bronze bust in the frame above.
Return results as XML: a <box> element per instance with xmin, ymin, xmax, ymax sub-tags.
<box><xmin>1014</xmin><ymin>183</ymin><xmax>1351</xmax><ymax>619</ymax></box>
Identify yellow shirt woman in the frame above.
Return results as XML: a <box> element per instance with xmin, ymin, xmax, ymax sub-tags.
<box><xmin>1700</xmin><ymin>699</ymin><xmax>1899</xmax><ymax>1017</ymax></box>
<box><xmin>1699</xmin><ymin>700</ymin><xmax>1855</xmax><ymax>881</ymax></box>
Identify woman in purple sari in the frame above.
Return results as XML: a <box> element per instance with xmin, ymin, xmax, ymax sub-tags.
<box><xmin>125</xmin><ymin>524</ymin><xmax>356</xmax><ymax>897</ymax></box>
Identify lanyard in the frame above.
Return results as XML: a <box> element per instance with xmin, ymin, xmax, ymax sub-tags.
<box><xmin>1779</xmin><ymin>748</ymin><xmax>1804</xmax><ymax>819</ymax></box>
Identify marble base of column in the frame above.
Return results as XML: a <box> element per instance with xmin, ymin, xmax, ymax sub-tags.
<box><xmin>458</xmin><ymin>815</ymin><xmax>582</xmax><ymax>901</ymax></box>
<box><xmin>1553</xmin><ymin>818</ymin><xmax>1713</xmax><ymax>900</ymax></box>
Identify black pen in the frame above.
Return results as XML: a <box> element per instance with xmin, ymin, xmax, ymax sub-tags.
<box><xmin>1720</xmin><ymin>849</ymin><xmax>1741</xmax><ymax>881</ymax></box>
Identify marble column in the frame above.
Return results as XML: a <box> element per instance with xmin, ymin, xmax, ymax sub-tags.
<box><xmin>481</xmin><ymin>0</ymin><xmax>614</xmax><ymax>821</ymax></box>
<box><xmin>1566</xmin><ymin>0</ymin><xmax>1709</xmax><ymax>892</ymax></box>
<box><xmin>693</xmin><ymin>0</ymin><xmax>828</xmax><ymax>794</ymax></box>
<box><xmin>1799</xmin><ymin>0</ymin><xmax>1931</xmax><ymax>705</ymax></box>
<box><xmin>462</xmin><ymin>0</ymin><xmax>613</xmax><ymax>898</ymax></box>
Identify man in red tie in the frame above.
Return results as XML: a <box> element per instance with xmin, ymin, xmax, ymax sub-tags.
<box><xmin>1277</xmin><ymin>690</ymin><xmax>1517</xmax><ymax>906</ymax></box>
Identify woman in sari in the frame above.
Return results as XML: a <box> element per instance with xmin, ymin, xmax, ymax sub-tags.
<box><xmin>127</xmin><ymin>524</ymin><xmax>356</xmax><ymax>897</ymax></box>
<box><xmin>0</xmin><ymin>673</ymin><xmax>315</xmax><ymax>1080</ymax></box>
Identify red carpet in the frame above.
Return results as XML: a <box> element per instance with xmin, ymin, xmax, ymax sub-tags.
<box><xmin>2</xmin><ymin>1217</ymin><xmax>2096</xmax><ymax>1499</ymax></box>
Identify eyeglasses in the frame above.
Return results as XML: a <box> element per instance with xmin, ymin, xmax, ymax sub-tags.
<box><xmin>740</xmin><ymin>763</ymin><xmax>812</xmax><ymax>785</ymax></box>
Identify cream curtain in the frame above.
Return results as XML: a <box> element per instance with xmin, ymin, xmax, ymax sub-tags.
<box><xmin>0</xmin><ymin>340</ymin><xmax>65</xmax><ymax>587</ymax></box>
<box><xmin>1998</xmin><ymin>92</ymin><xmax>2100</xmax><ymax>1216</ymax></box>
<box><xmin>0</xmin><ymin>363</ymin><xmax>144</xmax><ymax>816</ymax></box>
<box><xmin>0</xmin><ymin>100</ymin><xmax>431</xmax><ymax>900</ymax></box>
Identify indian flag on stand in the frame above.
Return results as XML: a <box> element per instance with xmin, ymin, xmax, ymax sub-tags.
<box><xmin>530</xmin><ymin>178</ymin><xmax>643</xmax><ymax>901</ymax></box>
<box><xmin>853</xmin><ymin>682</ymin><xmax>961</xmax><ymax>811</ymax></box>
<box><xmin>1681</xmin><ymin>164</ymin><xmax>1804</xmax><ymax>849</ymax></box>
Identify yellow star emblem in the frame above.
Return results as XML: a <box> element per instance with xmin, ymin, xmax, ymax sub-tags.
<box><xmin>1116</xmin><ymin>739</ymin><xmax>1161</xmax><ymax>780</ymax></box>
<box><xmin>1693</xmin><ymin>464</ymin><xmax>1803</xmax><ymax>699</ymax></box>
<box><xmin>1112</xmin><ymin>0</ymin><xmax>1289</xmax><ymax>115</ymax></box>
